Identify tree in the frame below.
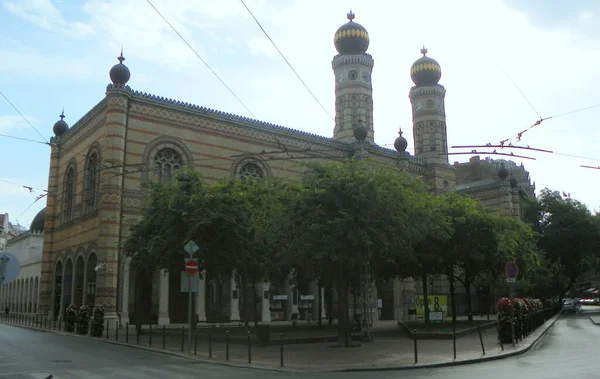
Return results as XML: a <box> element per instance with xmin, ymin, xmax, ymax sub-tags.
<box><xmin>405</xmin><ymin>194</ymin><xmax>452</xmax><ymax>323</ymax></box>
<box><xmin>279</xmin><ymin>159</ymin><xmax>430</xmax><ymax>346</ymax></box>
<box><xmin>535</xmin><ymin>189</ymin><xmax>600</xmax><ymax>298</ymax></box>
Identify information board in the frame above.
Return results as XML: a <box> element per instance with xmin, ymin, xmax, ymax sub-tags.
<box><xmin>414</xmin><ymin>295</ymin><xmax>449</xmax><ymax>318</ymax></box>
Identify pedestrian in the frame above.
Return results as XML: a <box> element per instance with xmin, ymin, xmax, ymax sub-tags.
<box><xmin>4</xmin><ymin>306</ymin><xmax>8</xmax><ymax>315</ymax></box>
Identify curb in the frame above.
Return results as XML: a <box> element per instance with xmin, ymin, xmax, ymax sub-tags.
<box><xmin>1</xmin><ymin>313</ymin><xmax>560</xmax><ymax>373</ymax></box>
<box><xmin>340</xmin><ymin>313</ymin><xmax>560</xmax><ymax>372</ymax></box>
<box><xmin>590</xmin><ymin>316</ymin><xmax>600</xmax><ymax>325</ymax></box>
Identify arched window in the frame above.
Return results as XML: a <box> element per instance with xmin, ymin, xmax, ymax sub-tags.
<box><xmin>239</xmin><ymin>162</ymin><xmax>263</xmax><ymax>182</ymax></box>
<box><xmin>84</xmin><ymin>152</ymin><xmax>99</xmax><ymax>213</ymax></box>
<box><xmin>63</xmin><ymin>167</ymin><xmax>76</xmax><ymax>222</ymax></box>
<box><xmin>154</xmin><ymin>148</ymin><xmax>182</xmax><ymax>182</ymax></box>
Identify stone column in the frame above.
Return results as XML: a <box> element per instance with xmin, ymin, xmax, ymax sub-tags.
<box><xmin>196</xmin><ymin>271</ymin><xmax>206</xmax><ymax>322</ymax></box>
<box><xmin>96</xmin><ymin>88</ymin><xmax>131</xmax><ymax>320</ymax></box>
<box><xmin>229</xmin><ymin>276</ymin><xmax>239</xmax><ymax>321</ymax></box>
<box><xmin>120</xmin><ymin>257</ymin><xmax>131</xmax><ymax>324</ymax></box>
<box><xmin>256</xmin><ymin>282</ymin><xmax>271</xmax><ymax>324</ymax></box>
<box><xmin>38</xmin><ymin>142</ymin><xmax>61</xmax><ymax>317</ymax></box>
<box><xmin>157</xmin><ymin>269</ymin><xmax>170</xmax><ymax>325</ymax></box>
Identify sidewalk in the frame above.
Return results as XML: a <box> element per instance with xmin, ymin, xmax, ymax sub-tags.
<box><xmin>0</xmin><ymin>314</ymin><xmax>559</xmax><ymax>372</ymax></box>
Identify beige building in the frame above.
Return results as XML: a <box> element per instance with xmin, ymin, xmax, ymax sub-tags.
<box><xmin>37</xmin><ymin>12</ymin><xmax>533</xmax><ymax>325</ymax></box>
<box><xmin>0</xmin><ymin>208</ymin><xmax>45</xmax><ymax>313</ymax></box>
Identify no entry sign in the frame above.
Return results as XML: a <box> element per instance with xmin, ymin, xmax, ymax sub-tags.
<box><xmin>184</xmin><ymin>259</ymin><xmax>199</xmax><ymax>275</ymax></box>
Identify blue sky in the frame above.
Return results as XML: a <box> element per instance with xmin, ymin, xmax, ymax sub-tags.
<box><xmin>1</xmin><ymin>0</ymin><xmax>600</xmax><ymax>230</ymax></box>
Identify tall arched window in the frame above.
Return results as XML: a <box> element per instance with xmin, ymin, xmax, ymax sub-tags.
<box><xmin>239</xmin><ymin>162</ymin><xmax>263</xmax><ymax>182</ymax></box>
<box><xmin>84</xmin><ymin>152</ymin><xmax>99</xmax><ymax>213</ymax></box>
<box><xmin>154</xmin><ymin>148</ymin><xmax>182</xmax><ymax>182</ymax></box>
<box><xmin>63</xmin><ymin>167</ymin><xmax>76</xmax><ymax>222</ymax></box>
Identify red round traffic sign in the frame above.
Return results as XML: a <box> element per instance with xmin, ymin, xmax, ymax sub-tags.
<box><xmin>185</xmin><ymin>259</ymin><xmax>199</xmax><ymax>275</ymax></box>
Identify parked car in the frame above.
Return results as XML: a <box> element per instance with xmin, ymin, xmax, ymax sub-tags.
<box><xmin>562</xmin><ymin>298</ymin><xmax>582</xmax><ymax>313</ymax></box>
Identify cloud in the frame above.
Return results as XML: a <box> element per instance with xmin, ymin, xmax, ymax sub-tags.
<box><xmin>0</xmin><ymin>115</ymin><xmax>40</xmax><ymax>133</ymax></box>
<box><xmin>0</xmin><ymin>49</ymin><xmax>94</xmax><ymax>79</ymax></box>
<box><xmin>4</xmin><ymin>0</ymin><xmax>94</xmax><ymax>38</ymax></box>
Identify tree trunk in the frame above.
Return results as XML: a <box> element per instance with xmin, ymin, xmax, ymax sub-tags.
<box><xmin>327</xmin><ymin>283</ymin><xmax>333</xmax><ymax>326</ymax></box>
<box><xmin>336</xmin><ymin>271</ymin><xmax>350</xmax><ymax>347</ymax></box>
<box><xmin>464</xmin><ymin>274</ymin><xmax>473</xmax><ymax>322</ymax></box>
<box><xmin>421</xmin><ymin>272</ymin><xmax>430</xmax><ymax>324</ymax></box>
<box><xmin>252</xmin><ymin>281</ymin><xmax>258</xmax><ymax>327</ymax></box>
<box><xmin>317</xmin><ymin>281</ymin><xmax>322</xmax><ymax>328</ymax></box>
<box><xmin>448</xmin><ymin>265</ymin><xmax>457</xmax><ymax>324</ymax></box>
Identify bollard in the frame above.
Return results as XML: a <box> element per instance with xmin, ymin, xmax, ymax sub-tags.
<box><xmin>248</xmin><ymin>331</ymin><xmax>252</xmax><ymax>364</ymax></box>
<box><xmin>181</xmin><ymin>327</ymin><xmax>185</xmax><ymax>352</ymax></box>
<box><xmin>149</xmin><ymin>323</ymin><xmax>153</xmax><ymax>347</ymax></box>
<box><xmin>497</xmin><ymin>325</ymin><xmax>504</xmax><ymax>351</ymax></box>
<box><xmin>453</xmin><ymin>327</ymin><xmax>456</xmax><ymax>359</ymax></box>
<box><xmin>226</xmin><ymin>331</ymin><xmax>230</xmax><ymax>361</ymax></box>
<box><xmin>511</xmin><ymin>319</ymin><xmax>515</xmax><ymax>346</ymax></box>
<box><xmin>126</xmin><ymin>322</ymin><xmax>129</xmax><ymax>343</ymax></box>
<box><xmin>106</xmin><ymin>320</ymin><xmax>109</xmax><ymax>339</ymax></box>
<box><xmin>162</xmin><ymin>325</ymin><xmax>166</xmax><ymax>349</ymax></box>
<box><xmin>194</xmin><ymin>331</ymin><xmax>198</xmax><ymax>355</ymax></box>
<box><xmin>280</xmin><ymin>334</ymin><xmax>284</xmax><ymax>367</ymax></box>
<box><xmin>54</xmin><ymin>319</ymin><xmax>57</xmax><ymax>331</ymax></box>
<box><xmin>116</xmin><ymin>321</ymin><xmax>119</xmax><ymax>341</ymax></box>
<box><xmin>413</xmin><ymin>329</ymin><xmax>418</xmax><ymax>364</ymax></box>
<box><xmin>208</xmin><ymin>332</ymin><xmax>212</xmax><ymax>358</ymax></box>
<box><xmin>136</xmin><ymin>324</ymin><xmax>140</xmax><ymax>345</ymax></box>
<box><xmin>476</xmin><ymin>324</ymin><xmax>485</xmax><ymax>355</ymax></box>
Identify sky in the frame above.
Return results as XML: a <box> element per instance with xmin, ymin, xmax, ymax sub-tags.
<box><xmin>1</xmin><ymin>0</ymin><xmax>600</xmax><ymax>230</ymax></box>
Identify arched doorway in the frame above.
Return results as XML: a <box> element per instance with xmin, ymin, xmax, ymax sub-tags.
<box><xmin>53</xmin><ymin>261</ymin><xmax>63</xmax><ymax>319</ymax></box>
<box><xmin>85</xmin><ymin>253</ymin><xmax>97</xmax><ymax>307</ymax></box>
<box><xmin>74</xmin><ymin>256</ymin><xmax>85</xmax><ymax>306</ymax></box>
<box><xmin>63</xmin><ymin>259</ymin><xmax>73</xmax><ymax>311</ymax></box>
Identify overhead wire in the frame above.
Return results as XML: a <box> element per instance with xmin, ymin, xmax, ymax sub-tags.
<box><xmin>0</xmin><ymin>90</ymin><xmax>49</xmax><ymax>144</ymax></box>
<box><xmin>239</xmin><ymin>0</ymin><xmax>335</xmax><ymax>123</ymax></box>
<box><xmin>145</xmin><ymin>0</ymin><xmax>256</xmax><ymax>119</ymax></box>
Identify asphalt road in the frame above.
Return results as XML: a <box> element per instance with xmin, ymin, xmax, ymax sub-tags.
<box><xmin>1</xmin><ymin>307</ymin><xmax>599</xmax><ymax>378</ymax></box>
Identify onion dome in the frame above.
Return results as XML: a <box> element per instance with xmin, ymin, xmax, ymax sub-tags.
<box><xmin>30</xmin><ymin>207</ymin><xmax>46</xmax><ymax>233</ymax></box>
<box><xmin>109</xmin><ymin>50</ymin><xmax>131</xmax><ymax>87</ymax></box>
<box><xmin>497</xmin><ymin>163</ymin><xmax>509</xmax><ymax>180</ymax></box>
<box><xmin>334</xmin><ymin>10</ymin><xmax>369</xmax><ymax>55</ymax></box>
<box><xmin>394</xmin><ymin>129</ymin><xmax>408</xmax><ymax>153</ymax></box>
<box><xmin>53</xmin><ymin>110</ymin><xmax>68</xmax><ymax>137</ymax></box>
<box><xmin>410</xmin><ymin>47</ymin><xmax>442</xmax><ymax>86</ymax></box>
<box><xmin>353</xmin><ymin>120</ymin><xmax>368</xmax><ymax>141</ymax></box>
<box><xmin>509</xmin><ymin>172</ymin><xmax>518</xmax><ymax>188</ymax></box>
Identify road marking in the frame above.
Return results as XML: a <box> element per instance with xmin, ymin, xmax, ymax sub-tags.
<box><xmin>29</xmin><ymin>374</ymin><xmax>60</xmax><ymax>379</ymax></box>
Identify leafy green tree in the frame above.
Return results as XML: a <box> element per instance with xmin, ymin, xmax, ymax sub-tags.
<box><xmin>278</xmin><ymin>160</ymin><xmax>431</xmax><ymax>346</ymax></box>
<box><xmin>535</xmin><ymin>189</ymin><xmax>600</xmax><ymax>298</ymax></box>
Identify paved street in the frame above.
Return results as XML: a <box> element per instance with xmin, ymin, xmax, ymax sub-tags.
<box><xmin>1</xmin><ymin>308</ymin><xmax>599</xmax><ymax>378</ymax></box>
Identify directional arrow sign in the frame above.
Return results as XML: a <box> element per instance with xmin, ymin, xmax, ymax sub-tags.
<box><xmin>0</xmin><ymin>252</ymin><xmax>21</xmax><ymax>285</ymax></box>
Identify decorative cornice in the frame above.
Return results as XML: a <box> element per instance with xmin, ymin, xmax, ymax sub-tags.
<box><xmin>127</xmin><ymin>87</ymin><xmax>353</xmax><ymax>151</ymax></box>
<box><xmin>332</xmin><ymin>54</ymin><xmax>374</xmax><ymax>69</ymax></box>
<box><xmin>409</xmin><ymin>85</ymin><xmax>446</xmax><ymax>99</ymax></box>
<box><xmin>55</xmin><ymin>98</ymin><xmax>108</xmax><ymax>147</ymax></box>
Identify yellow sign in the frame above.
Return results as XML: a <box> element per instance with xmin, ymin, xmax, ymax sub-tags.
<box><xmin>414</xmin><ymin>295</ymin><xmax>449</xmax><ymax>318</ymax></box>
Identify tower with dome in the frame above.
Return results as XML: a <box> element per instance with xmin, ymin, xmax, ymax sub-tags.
<box><xmin>25</xmin><ymin>11</ymin><xmax>536</xmax><ymax>328</ymax></box>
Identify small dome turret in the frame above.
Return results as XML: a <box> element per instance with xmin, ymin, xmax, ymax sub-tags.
<box><xmin>498</xmin><ymin>163</ymin><xmax>509</xmax><ymax>180</ymax></box>
<box><xmin>30</xmin><ymin>207</ymin><xmax>46</xmax><ymax>233</ymax></box>
<box><xmin>53</xmin><ymin>110</ymin><xmax>68</xmax><ymax>137</ymax></box>
<box><xmin>410</xmin><ymin>47</ymin><xmax>442</xmax><ymax>86</ymax></box>
<box><xmin>509</xmin><ymin>172</ymin><xmax>518</xmax><ymax>188</ymax></box>
<box><xmin>334</xmin><ymin>10</ymin><xmax>369</xmax><ymax>55</ymax></box>
<box><xmin>353</xmin><ymin>120</ymin><xmax>368</xmax><ymax>141</ymax></box>
<box><xmin>109</xmin><ymin>50</ymin><xmax>131</xmax><ymax>87</ymax></box>
<box><xmin>394</xmin><ymin>129</ymin><xmax>408</xmax><ymax>153</ymax></box>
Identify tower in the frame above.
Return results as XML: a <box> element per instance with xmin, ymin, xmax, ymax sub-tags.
<box><xmin>409</xmin><ymin>47</ymin><xmax>448</xmax><ymax>164</ymax></box>
<box><xmin>332</xmin><ymin>11</ymin><xmax>375</xmax><ymax>143</ymax></box>
<box><xmin>409</xmin><ymin>48</ymin><xmax>455</xmax><ymax>193</ymax></box>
